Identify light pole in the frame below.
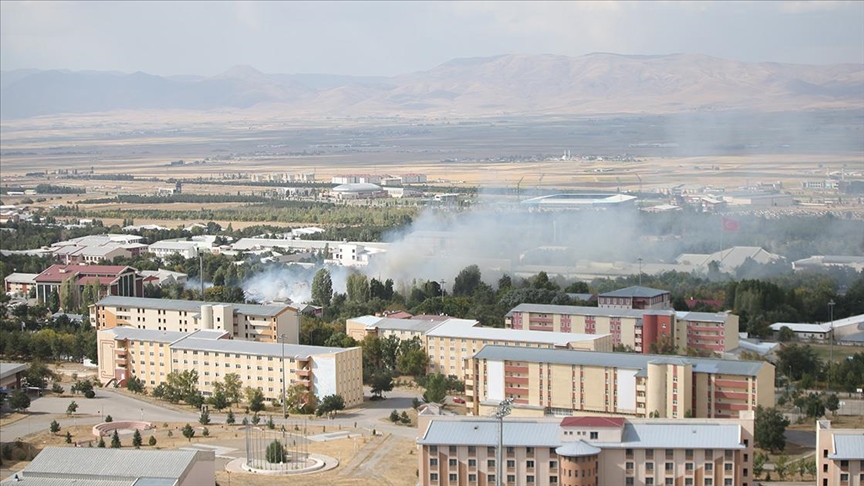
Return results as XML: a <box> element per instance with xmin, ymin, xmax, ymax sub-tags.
<box><xmin>827</xmin><ymin>299</ymin><xmax>835</xmax><ymax>393</ymax></box>
<box><xmin>495</xmin><ymin>397</ymin><xmax>513</xmax><ymax>486</ymax></box>
<box><xmin>280</xmin><ymin>334</ymin><xmax>288</xmax><ymax>419</ymax></box>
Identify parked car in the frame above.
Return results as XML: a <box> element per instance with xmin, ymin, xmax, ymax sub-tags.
<box><xmin>452</xmin><ymin>397</ymin><xmax>465</xmax><ymax>404</ymax></box>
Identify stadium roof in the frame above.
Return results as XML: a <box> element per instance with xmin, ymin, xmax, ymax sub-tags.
<box><xmin>473</xmin><ymin>345</ymin><xmax>767</xmax><ymax>376</ymax></box>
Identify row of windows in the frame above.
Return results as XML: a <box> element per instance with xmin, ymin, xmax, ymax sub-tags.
<box><xmin>429</xmin><ymin>473</ymin><xmax>550</xmax><ymax>484</ymax></box>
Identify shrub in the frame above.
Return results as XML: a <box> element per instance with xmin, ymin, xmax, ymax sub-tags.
<box><xmin>148</xmin><ymin>435</ymin><xmax>157</xmax><ymax>446</ymax></box>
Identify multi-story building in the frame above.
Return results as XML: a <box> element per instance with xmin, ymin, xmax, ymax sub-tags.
<box><xmin>468</xmin><ymin>345</ymin><xmax>774</xmax><ymax>419</ymax></box>
<box><xmin>90</xmin><ymin>296</ymin><xmax>300</xmax><ymax>344</ymax></box>
<box><xmin>426</xmin><ymin>320</ymin><xmax>613</xmax><ymax>379</ymax></box>
<box><xmin>597</xmin><ymin>285</ymin><xmax>672</xmax><ymax>310</ymax></box>
<box><xmin>506</xmin><ymin>305</ymin><xmax>738</xmax><ymax>355</ymax></box>
<box><xmin>34</xmin><ymin>264</ymin><xmax>143</xmax><ymax>305</ymax></box>
<box><xmin>147</xmin><ymin>240</ymin><xmax>202</xmax><ymax>259</ymax></box>
<box><xmin>96</xmin><ymin>327</ymin><xmax>363</xmax><ymax>407</ymax></box>
<box><xmin>347</xmin><ymin>314</ymin><xmax>613</xmax><ymax>379</ymax></box>
<box><xmin>817</xmin><ymin>420</ymin><xmax>864</xmax><ymax>486</ymax></box>
<box><xmin>3</xmin><ymin>272</ymin><xmax>37</xmax><ymax>296</ymax></box>
<box><xmin>416</xmin><ymin>412</ymin><xmax>756</xmax><ymax>486</ymax></box>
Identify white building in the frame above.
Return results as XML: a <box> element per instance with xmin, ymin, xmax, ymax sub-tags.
<box><xmin>770</xmin><ymin>322</ymin><xmax>833</xmax><ymax>341</ymax></box>
<box><xmin>147</xmin><ymin>241</ymin><xmax>201</xmax><ymax>259</ymax></box>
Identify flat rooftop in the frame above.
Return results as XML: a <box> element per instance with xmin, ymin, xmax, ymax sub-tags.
<box><xmin>96</xmin><ymin>296</ymin><xmax>294</xmax><ymax>317</ymax></box>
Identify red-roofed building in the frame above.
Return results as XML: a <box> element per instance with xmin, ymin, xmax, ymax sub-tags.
<box><xmin>34</xmin><ymin>264</ymin><xmax>142</xmax><ymax>309</ymax></box>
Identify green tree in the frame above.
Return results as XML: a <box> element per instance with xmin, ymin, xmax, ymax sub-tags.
<box><xmin>266</xmin><ymin>440</ymin><xmax>285</xmax><ymax>463</ymax></box>
<box><xmin>246</xmin><ymin>387</ymin><xmax>266</xmax><ymax>412</ymax></box>
<box><xmin>389</xmin><ymin>409</ymin><xmax>400</xmax><ymax>423</ymax></box>
<box><xmin>453</xmin><ymin>265</ymin><xmax>482</xmax><ymax>297</ymax></box>
<box><xmin>132</xmin><ymin>430</ymin><xmax>142</xmax><ymax>449</ymax></box>
<box><xmin>397</xmin><ymin>348</ymin><xmax>429</xmax><ymax>377</ymax></box>
<box><xmin>202</xmin><ymin>427</ymin><xmax>209</xmax><ymax>437</ymax></box>
<box><xmin>110</xmin><ymin>430</ymin><xmax>121</xmax><ymax>448</ymax></box>
<box><xmin>226</xmin><ymin>410</ymin><xmax>236</xmax><ymax>425</ymax></box>
<box><xmin>370</xmin><ymin>371</ymin><xmax>394</xmax><ymax>399</ymax></box>
<box><xmin>148</xmin><ymin>435</ymin><xmax>157</xmax><ymax>446</ymax></box>
<box><xmin>311</xmin><ymin>269</ymin><xmax>333</xmax><ymax>306</ymax></box>
<box><xmin>66</xmin><ymin>401</ymin><xmax>78</xmax><ymax>416</ymax></box>
<box><xmin>316</xmin><ymin>394</ymin><xmax>346</xmax><ymax>418</ymax></box>
<box><xmin>753</xmin><ymin>452</ymin><xmax>768</xmax><ymax>479</ymax></box>
<box><xmin>198</xmin><ymin>408</ymin><xmax>211</xmax><ymax>425</ymax></box>
<box><xmin>825</xmin><ymin>393</ymin><xmax>840</xmax><ymax>417</ymax></box>
<box><xmin>422</xmin><ymin>373</ymin><xmax>448</xmax><ymax>404</ymax></box>
<box><xmin>346</xmin><ymin>273</ymin><xmax>370</xmax><ymax>303</ymax></box>
<box><xmin>50</xmin><ymin>420</ymin><xmax>61</xmax><ymax>434</ymax></box>
<box><xmin>399</xmin><ymin>411</ymin><xmax>410</xmax><ymax>424</ymax></box>
<box><xmin>754</xmin><ymin>406</ymin><xmax>790</xmax><ymax>453</ymax></box>
<box><xmin>105</xmin><ymin>415</ymin><xmax>113</xmax><ymax>422</ymax></box>
<box><xmin>777</xmin><ymin>326</ymin><xmax>796</xmax><ymax>342</ymax></box>
<box><xmin>182</xmin><ymin>423</ymin><xmax>195</xmax><ymax>441</ymax></box>
<box><xmin>775</xmin><ymin>454</ymin><xmax>789</xmax><ymax>480</ymax></box>
<box><xmin>97</xmin><ymin>437</ymin><xmax>105</xmax><ymax>448</ymax></box>
<box><xmin>8</xmin><ymin>390</ymin><xmax>30</xmax><ymax>412</ymax></box>
<box><xmin>59</xmin><ymin>277</ymin><xmax>77</xmax><ymax>312</ymax></box>
<box><xmin>207</xmin><ymin>388</ymin><xmax>229</xmax><ymax>411</ymax></box>
<box><xmin>126</xmin><ymin>375</ymin><xmax>145</xmax><ymax>394</ymax></box>
<box><xmin>65</xmin><ymin>431</ymin><xmax>72</xmax><ymax>444</ymax></box>
<box><xmin>284</xmin><ymin>383</ymin><xmax>317</xmax><ymax>414</ymax></box>
<box><xmin>221</xmin><ymin>373</ymin><xmax>243</xmax><ymax>406</ymax></box>
<box><xmin>649</xmin><ymin>333</ymin><xmax>678</xmax><ymax>355</ymax></box>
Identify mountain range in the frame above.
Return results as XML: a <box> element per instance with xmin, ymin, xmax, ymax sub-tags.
<box><xmin>1</xmin><ymin>53</ymin><xmax>862</xmax><ymax>119</ymax></box>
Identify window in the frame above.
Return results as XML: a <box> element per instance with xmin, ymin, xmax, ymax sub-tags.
<box><xmin>429</xmin><ymin>446</ymin><xmax>438</xmax><ymax>454</ymax></box>
<box><xmin>724</xmin><ymin>480</ymin><xmax>733</xmax><ymax>486</ymax></box>
<box><xmin>666</xmin><ymin>479</ymin><xmax>674</xmax><ymax>486</ymax></box>
<box><xmin>705</xmin><ymin>450</ymin><xmax>713</xmax><ymax>460</ymax></box>
<box><xmin>666</xmin><ymin>463</ymin><xmax>674</xmax><ymax>471</ymax></box>
<box><xmin>646</xmin><ymin>462</ymin><xmax>654</xmax><ymax>471</ymax></box>
<box><xmin>430</xmin><ymin>458</ymin><xmax>438</xmax><ymax>466</ymax></box>
<box><xmin>550</xmin><ymin>477</ymin><xmax>558</xmax><ymax>484</ymax></box>
<box><xmin>705</xmin><ymin>463</ymin><xmax>713</xmax><ymax>471</ymax></box>
<box><xmin>549</xmin><ymin>460</ymin><xmax>558</xmax><ymax>469</ymax></box>
<box><xmin>841</xmin><ymin>460</ymin><xmax>849</xmax><ymax>467</ymax></box>
<box><xmin>468</xmin><ymin>474</ymin><xmax>477</xmax><ymax>483</ymax></box>
<box><xmin>646</xmin><ymin>479</ymin><xmax>655</xmax><ymax>485</ymax></box>
<box><xmin>685</xmin><ymin>480</ymin><xmax>693</xmax><ymax>486</ymax></box>
<box><xmin>449</xmin><ymin>474</ymin><xmax>457</xmax><ymax>482</ymax></box>
<box><xmin>507</xmin><ymin>460</ymin><xmax>515</xmax><ymax>468</ymax></box>
<box><xmin>507</xmin><ymin>475</ymin><xmax>515</xmax><ymax>483</ymax></box>
<box><xmin>840</xmin><ymin>474</ymin><xmax>849</xmax><ymax>482</ymax></box>
<box><xmin>526</xmin><ymin>476</ymin><xmax>535</xmax><ymax>483</ymax></box>
<box><xmin>468</xmin><ymin>446</ymin><xmax>476</xmax><ymax>454</ymax></box>
<box><xmin>489</xmin><ymin>447</ymin><xmax>497</xmax><ymax>455</ymax></box>
<box><xmin>468</xmin><ymin>459</ymin><xmax>476</xmax><ymax>468</ymax></box>
<box><xmin>449</xmin><ymin>446</ymin><xmax>457</xmax><ymax>454</ymax></box>
<box><xmin>704</xmin><ymin>480</ymin><xmax>713</xmax><ymax>486</ymax></box>
<box><xmin>626</xmin><ymin>479</ymin><xmax>635</xmax><ymax>486</ymax></box>
<box><xmin>724</xmin><ymin>463</ymin><xmax>733</xmax><ymax>472</ymax></box>
<box><xmin>646</xmin><ymin>450</ymin><xmax>655</xmax><ymax>459</ymax></box>
<box><xmin>666</xmin><ymin>449</ymin><xmax>674</xmax><ymax>460</ymax></box>
<box><xmin>626</xmin><ymin>462</ymin><xmax>634</xmax><ymax>470</ymax></box>
<box><xmin>686</xmin><ymin>463</ymin><xmax>694</xmax><ymax>471</ymax></box>
<box><xmin>488</xmin><ymin>475</ymin><xmax>495</xmax><ymax>483</ymax></box>
<box><xmin>590</xmin><ymin>431</ymin><xmax>599</xmax><ymax>439</ymax></box>
<box><xmin>430</xmin><ymin>473</ymin><xmax>438</xmax><ymax>482</ymax></box>
<box><xmin>487</xmin><ymin>459</ymin><xmax>495</xmax><ymax>468</ymax></box>
<box><xmin>527</xmin><ymin>460</ymin><xmax>535</xmax><ymax>468</ymax></box>
<box><xmin>449</xmin><ymin>459</ymin><xmax>457</xmax><ymax>467</ymax></box>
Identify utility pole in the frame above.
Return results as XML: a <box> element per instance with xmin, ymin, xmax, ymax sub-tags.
<box><xmin>495</xmin><ymin>397</ymin><xmax>513</xmax><ymax>486</ymax></box>
<box><xmin>827</xmin><ymin>299</ymin><xmax>835</xmax><ymax>393</ymax></box>
<box><xmin>199</xmin><ymin>248</ymin><xmax>205</xmax><ymax>301</ymax></box>
<box><xmin>280</xmin><ymin>334</ymin><xmax>288</xmax><ymax>419</ymax></box>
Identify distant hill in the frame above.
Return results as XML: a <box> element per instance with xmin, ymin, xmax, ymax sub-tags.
<box><xmin>2</xmin><ymin>53</ymin><xmax>862</xmax><ymax>119</ymax></box>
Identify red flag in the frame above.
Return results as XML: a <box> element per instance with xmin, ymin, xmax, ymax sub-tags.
<box><xmin>722</xmin><ymin>217</ymin><xmax>739</xmax><ymax>232</ymax></box>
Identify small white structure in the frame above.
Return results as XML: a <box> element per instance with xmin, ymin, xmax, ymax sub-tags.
<box><xmin>770</xmin><ymin>322</ymin><xmax>833</xmax><ymax>341</ymax></box>
<box><xmin>147</xmin><ymin>241</ymin><xmax>201</xmax><ymax>259</ymax></box>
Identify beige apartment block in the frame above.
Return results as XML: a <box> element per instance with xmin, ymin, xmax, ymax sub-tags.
<box><xmin>506</xmin><ymin>304</ymin><xmax>738</xmax><ymax>355</ymax></box>
<box><xmin>96</xmin><ymin>327</ymin><xmax>363</xmax><ymax>407</ymax></box>
<box><xmin>469</xmin><ymin>345</ymin><xmax>773</xmax><ymax>419</ymax></box>
<box><xmin>416</xmin><ymin>412</ymin><xmax>756</xmax><ymax>486</ymax></box>
<box><xmin>817</xmin><ymin>420</ymin><xmax>864</xmax><ymax>486</ymax></box>
<box><xmin>90</xmin><ymin>296</ymin><xmax>300</xmax><ymax>344</ymax></box>
<box><xmin>345</xmin><ymin>315</ymin><xmax>448</xmax><ymax>342</ymax></box>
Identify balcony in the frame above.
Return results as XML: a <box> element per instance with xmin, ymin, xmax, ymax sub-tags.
<box><xmin>114</xmin><ymin>357</ymin><xmax>127</xmax><ymax>365</ymax></box>
<box><xmin>714</xmin><ymin>379</ymin><xmax>749</xmax><ymax>389</ymax></box>
<box><xmin>504</xmin><ymin>387</ymin><xmax>527</xmax><ymax>396</ymax></box>
<box><xmin>505</xmin><ymin>376</ymin><xmax>529</xmax><ymax>385</ymax></box>
<box><xmin>504</xmin><ymin>365</ymin><xmax>528</xmax><ymax>374</ymax></box>
<box><xmin>295</xmin><ymin>368</ymin><xmax>310</xmax><ymax>377</ymax></box>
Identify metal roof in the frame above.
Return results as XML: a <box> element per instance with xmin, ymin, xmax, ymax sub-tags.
<box><xmin>769</xmin><ymin>322</ymin><xmax>831</xmax><ymax>333</ymax></box>
<box><xmin>418</xmin><ymin>420</ymin><xmax>561</xmax><ymax>447</ymax></box>
<box><xmin>556</xmin><ymin>441</ymin><xmax>601</xmax><ymax>457</ymax></box>
<box><xmin>17</xmin><ymin>447</ymin><xmax>199</xmax><ymax>480</ymax></box>
<box><xmin>0</xmin><ymin>362</ymin><xmax>28</xmax><ymax>380</ymax></box>
<box><xmin>96</xmin><ymin>296</ymin><xmax>294</xmax><ymax>316</ymax></box>
<box><xmin>0</xmin><ymin>477</ymin><xmax>134</xmax><ymax>486</ymax></box>
<box><xmin>363</xmin><ymin>316</ymin><xmax>445</xmax><ymax>333</ymax></box>
<box><xmin>508</xmin><ymin>303</ymin><xmax>656</xmax><ymax>319</ymax></box>
<box><xmin>596</xmin><ymin>423</ymin><xmax>744</xmax><ymax>449</ymax></box>
<box><xmin>417</xmin><ymin>419</ymin><xmax>745</xmax><ymax>450</ymax></box>
<box><xmin>3</xmin><ymin>272</ymin><xmax>38</xmax><ymax>284</ymax></box>
<box><xmin>427</xmin><ymin>319</ymin><xmax>607</xmax><ymax>345</ymax></box>
<box><xmin>676</xmin><ymin>311</ymin><xmax>729</xmax><ymax>323</ymax></box>
<box><xmin>600</xmin><ymin>286</ymin><xmax>669</xmax><ymax>298</ymax></box>
<box><xmin>107</xmin><ymin>327</ymin><xmax>188</xmax><ymax>344</ymax></box>
<box><xmin>829</xmin><ymin>434</ymin><xmax>864</xmax><ymax>460</ymax></box>
<box><xmin>172</xmin><ymin>337</ymin><xmax>352</xmax><ymax>359</ymax></box>
<box><xmin>473</xmin><ymin>345</ymin><xmax>766</xmax><ymax>377</ymax></box>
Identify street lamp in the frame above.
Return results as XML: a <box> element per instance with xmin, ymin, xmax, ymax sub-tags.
<box><xmin>827</xmin><ymin>299</ymin><xmax>836</xmax><ymax>393</ymax></box>
<box><xmin>280</xmin><ymin>334</ymin><xmax>288</xmax><ymax>419</ymax></box>
<box><xmin>495</xmin><ymin>397</ymin><xmax>513</xmax><ymax>486</ymax></box>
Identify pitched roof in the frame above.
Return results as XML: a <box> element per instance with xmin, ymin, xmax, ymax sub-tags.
<box><xmin>427</xmin><ymin>319</ymin><xmax>607</xmax><ymax>346</ymax></box>
<box><xmin>35</xmin><ymin>265</ymin><xmax>135</xmax><ymax>283</ymax></box>
<box><xmin>507</xmin><ymin>303</ymin><xmax>659</xmax><ymax>319</ymax></box>
<box><xmin>770</xmin><ymin>322</ymin><xmax>831</xmax><ymax>333</ymax></box>
<box><xmin>560</xmin><ymin>416</ymin><xmax>625</xmax><ymax>428</ymax></box>
<box><xmin>15</xmin><ymin>447</ymin><xmax>201</xmax><ymax>480</ymax></box>
<box><xmin>829</xmin><ymin>434</ymin><xmax>864</xmax><ymax>460</ymax></box>
<box><xmin>473</xmin><ymin>345</ymin><xmax>767</xmax><ymax>377</ymax></box>
<box><xmin>599</xmin><ymin>422</ymin><xmax>745</xmax><ymax>449</ymax></box>
<box><xmin>95</xmin><ymin>296</ymin><xmax>295</xmax><ymax>316</ymax></box>
<box><xmin>418</xmin><ymin>420</ymin><xmax>561</xmax><ymax>447</ymax></box>
<box><xmin>600</xmin><ymin>286</ymin><xmax>669</xmax><ymax>298</ymax></box>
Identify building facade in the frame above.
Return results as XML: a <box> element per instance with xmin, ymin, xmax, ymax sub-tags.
<box><xmin>597</xmin><ymin>286</ymin><xmax>672</xmax><ymax>310</ymax></box>
<box><xmin>417</xmin><ymin>413</ymin><xmax>756</xmax><ymax>486</ymax></box>
<box><xmin>3</xmin><ymin>272</ymin><xmax>37</xmax><ymax>296</ymax></box>
<box><xmin>817</xmin><ymin>420</ymin><xmax>864</xmax><ymax>486</ymax></box>
<box><xmin>96</xmin><ymin>327</ymin><xmax>363</xmax><ymax>407</ymax></box>
<box><xmin>90</xmin><ymin>296</ymin><xmax>300</xmax><ymax>344</ymax></box>
<box><xmin>34</xmin><ymin>264</ymin><xmax>142</xmax><ymax>305</ymax></box>
<box><xmin>506</xmin><ymin>304</ymin><xmax>738</xmax><ymax>355</ymax></box>
<box><xmin>468</xmin><ymin>345</ymin><xmax>774</xmax><ymax>420</ymax></box>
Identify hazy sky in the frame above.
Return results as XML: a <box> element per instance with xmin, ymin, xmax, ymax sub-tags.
<box><xmin>2</xmin><ymin>1</ymin><xmax>863</xmax><ymax>77</ymax></box>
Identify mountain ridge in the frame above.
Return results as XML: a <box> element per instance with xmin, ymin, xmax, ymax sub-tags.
<box><xmin>2</xmin><ymin>53</ymin><xmax>862</xmax><ymax>119</ymax></box>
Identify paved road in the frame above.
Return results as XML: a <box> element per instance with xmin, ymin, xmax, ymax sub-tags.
<box><xmin>1</xmin><ymin>387</ymin><xmax>199</xmax><ymax>441</ymax></box>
